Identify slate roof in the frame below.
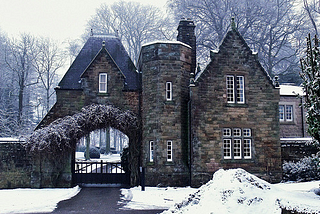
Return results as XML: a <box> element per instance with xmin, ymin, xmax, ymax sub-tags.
<box><xmin>58</xmin><ymin>35</ymin><xmax>138</xmax><ymax>90</ymax></box>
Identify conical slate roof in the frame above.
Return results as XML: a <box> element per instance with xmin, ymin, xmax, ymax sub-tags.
<box><xmin>58</xmin><ymin>35</ymin><xmax>138</xmax><ymax>90</ymax></box>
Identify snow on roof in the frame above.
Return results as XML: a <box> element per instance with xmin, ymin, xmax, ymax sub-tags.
<box><xmin>280</xmin><ymin>137</ymin><xmax>312</xmax><ymax>141</ymax></box>
<box><xmin>142</xmin><ymin>40</ymin><xmax>192</xmax><ymax>49</ymax></box>
<box><xmin>280</xmin><ymin>84</ymin><xmax>305</xmax><ymax>96</ymax></box>
<box><xmin>0</xmin><ymin>137</ymin><xmax>24</xmax><ymax>143</ymax></box>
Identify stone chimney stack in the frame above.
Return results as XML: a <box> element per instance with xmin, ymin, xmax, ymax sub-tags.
<box><xmin>177</xmin><ymin>18</ymin><xmax>196</xmax><ymax>73</ymax></box>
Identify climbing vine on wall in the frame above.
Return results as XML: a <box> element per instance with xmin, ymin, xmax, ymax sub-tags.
<box><xmin>25</xmin><ymin>104</ymin><xmax>140</xmax><ymax>185</ymax></box>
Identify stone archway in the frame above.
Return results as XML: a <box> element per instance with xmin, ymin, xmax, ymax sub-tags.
<box><xmin>26</xmin><ymin>104</ymin><xmax>140</xmax><ymax>187</ymax></box>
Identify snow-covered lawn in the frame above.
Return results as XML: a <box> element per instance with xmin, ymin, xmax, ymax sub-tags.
<box><xmin>0</xmin><ymin>186</ymin><xmax>80</xmax><ymax>214</ymax></box>
<box><xmin>0</xmin><ymin>169</ymin><xmax>319</xmax><ymax>214</ymax></box>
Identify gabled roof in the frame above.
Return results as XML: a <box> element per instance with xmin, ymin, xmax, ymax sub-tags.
<box><xmin>58</xmin><ymin>35</ymin><xmax>138</xmax><ymax>90</ymax></box>
<box><xmin>80</xmin><ymin>46</ymin><xmax>126</xmax><ymax>80</ymax></box>
<box><xmin>196</xmin><ymin>28</ymin><xmax>274</xmax><ymax>86</ymax></box>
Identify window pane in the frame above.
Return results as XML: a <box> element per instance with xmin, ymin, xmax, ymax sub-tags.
<box><xmin>223</xmin><ymin>128</ymin><xmax>231</xmax><ymax>137</ymax></box>
<box><xmin>100</xmin><ymin>83</ymin><xmax>106</xmax><ymax>92</ymax></box>
<box><xmin>150</xmin><ymin>141</ymin><xmax>154</xmax><ymax>162</ymax></box>
<box><xmin>234</xmin><ymin>128</ymin><xmax>241</xmax><ymax>137</ymax></box>
<box><xmin>244</xmin><ymin>139</ymin><xmax>251</xmax><ymax>159</ymax></box>
<box><xmin>223</xmin><ymin>139</ymin><xmax>231</xmax><ymax>159</ymax></box>
<box><xmin>286</xmin><ymin>105</ymin><xmax>293</xmax><ymax>121</ymax></box>
<box><xmin>166</xmin><ymin>82</ymin><xmax>172</xmax><ymax>101</ymax></box>
<box><xmin>236</xmin><ymin>76</ymin><xmax>245</xmax><ymax>103</ymax></box>
<box><xmin>100</xmin><ymin>75</ymin><xmax>106</xmax><ymax>82</ymax></box>
<box><xmin>167</xmin><ymin>141</ymin><xmax>172</xmax><ymax>161</ymax></box>
<box><xmin>279</xmin><ymin>105</ymin><xmax>284</xmax><ymax>121</ymax></box>
<box><xmin>243</xmin><ymin>128</ymin><xmax>251</xmax><ymax>137</ymax></box>
<box><xmin>234</xmin><ymin>139</ymin><xmax>241</xmax><ymax>159</ymax></box>
<box><xmin>226</xmin><ymin>76</ymin><xmax>234</xmax><ymax>103</ymax></box>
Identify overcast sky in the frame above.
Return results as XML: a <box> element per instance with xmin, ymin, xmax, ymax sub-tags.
<box><xmin>0</xmin><ymin>0</ymin><xmax>167</xmax><ymax>42</ymax></box>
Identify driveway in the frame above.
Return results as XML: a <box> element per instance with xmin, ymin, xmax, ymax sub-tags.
<box><xmin>50</xmin><ymin>187</ymin><xmax>165</xmax><ymax>214</ymax></box>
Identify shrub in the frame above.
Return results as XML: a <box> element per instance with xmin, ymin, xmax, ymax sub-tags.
<box><xmin>100</xmin><ymin>147</ymin><xmax>107</xmax><ymax>154</ymax></box>
<box><xmin>76</xmin><ymin>145</ymin><xmax>86</xmax><ymax>152</ymax></box>
<box><xmin>283</xmin><ymin>155</ymin><xmax>320</xmax><ymax>182</ymax></box>
<box><xmin>84</xmin><ymin>147</ymin><xmax>100</xmax><ymax>159</ymax></box>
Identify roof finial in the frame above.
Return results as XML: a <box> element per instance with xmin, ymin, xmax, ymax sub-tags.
<box><xmin>90</xmin><ymin>29</ymin><xmax>93</xmax><ymax>36</ymax></box>
<box><xmin>102</xmin><ymin>41</ymin><xmax>105</xmax><ymax>47</ymax></box>
<box><xmin>231</xmin><ymin>17</ymin><xmax>236</xmax><ymax>30</ymax></box>
<box><xmin>274</xmin><ymin>76</ymin><xmax>280</xmax><ymax>88</ymax></box>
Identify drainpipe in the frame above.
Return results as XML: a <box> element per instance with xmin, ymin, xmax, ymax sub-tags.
<box><xmin>300</xmin><ymin>97</ymin><xmax>305</xmax><ymax>137</ymax></box>
<box><xmin>188</xmin><ymin>71</ymin><xmax>196</xmax><ymax>186</ymax></box>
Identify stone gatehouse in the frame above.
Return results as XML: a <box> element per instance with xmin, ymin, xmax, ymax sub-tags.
<box><xmin>29</xmin><ymin>19</ymin><xmax>284</xmax><ymax>187</ymax></box>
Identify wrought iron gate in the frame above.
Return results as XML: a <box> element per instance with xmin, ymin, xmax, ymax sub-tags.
<box><xmin>73</xmin><ymin>160</ymin><xmax>130</xmax><ymax>185</ymax></box>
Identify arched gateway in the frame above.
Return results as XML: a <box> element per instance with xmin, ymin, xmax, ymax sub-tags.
<box><xmin>27</xmin><ymin>104</ymin><xmax>140</xmax><ymax>187</ymax></box>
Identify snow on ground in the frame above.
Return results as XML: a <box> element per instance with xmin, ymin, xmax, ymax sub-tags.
<box><xmin>120</xmin><ymin>186</ymin><xmax>197</xmax><ymax>210</ymax></box>
<box><xmin>121</xmin><ymin>169</ymin><xmax>320</xmax><ymax>214</ymax></box>
<box><xmin>75</xmin><ymin>152</ymin><xmax>121</xmax><ymax>162</ymax></box>
<box><xmin>0</xmin><ymin>169</ymin><xmax>319</xmax><ymax>214</ymax></box>
<box><xmin>0</xmin><ymin>186</ymin><xmax>80</xmax><ymax>214</ymax></box>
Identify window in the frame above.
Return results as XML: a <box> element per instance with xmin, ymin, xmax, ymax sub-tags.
<box><xmin>226</xmin><ymin>76</ymin><xmax>234</xmax><ymax>103</ymax></box>
<box><xmin>279</xmin><ymin>104</ymin><xmax>293</xmax><ymax>122</ymax></box>
<box><xmin>226</xmin><ymin>75</ymin><xmax>245</xmax><ymax>104</ymax></box>
<box><xmin>149</xmin><ymin>141</ymin><xmax>154</xmax><ymax>162</ymax></box>
<box><xmin>223</xmin><ymin>128</ymin><xmax>231</xmax><ymax>137</ymax></box>
<box><xmin>286</xmin><ymin>105</ymin><xmax>293</xmax><ymax>121</ymax></box>
<box><xmin>223</xmin><ymin>139</ymin><xmax>231</xmax><ymax>159</ymax></box>
<box><xmin>236</xmin><ymin>76</ymin><xmax>245</xmax><ymax>103</ymax></box>
<box><xmin>243</xmin><ymin>139</ymin><xmax>252</xmax><ymax>159</ymax></box>
<box><xmin>167</xmin><ymin>140</ymin><xmax>172</xmax><ymax>161</ymax></box>
<box><xmin>166</xmin><ymin>82</ymin><xmax>172</xmax><ymax>101</ymax></box>
<box><xmin>233</xmin><ymin>139</ymin><xmax>241</xmax><ymax>159</ymax></box>
<box><xmin>222</xmin><ymin>128</ymin><xmax>252</xmax><ymax>160</ymax></box>
<box><xmin>99</xmin><ymin>73</ymin><xmax>107</xmax><ymax>93</ymax></box>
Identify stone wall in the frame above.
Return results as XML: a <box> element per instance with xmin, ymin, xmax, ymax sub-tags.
<box><xmin>281</xmin><ymin>139</ymin><xmax>317</xmax><ymax>162</ymax></box>
<box><xmin>139</xmin><ymin>42</ymin><xmax>192</xmax><ymax>186</ymax></box>
<box><xmin>0</xmin><ymin>139</ymin><xmax>31</xmax><ymax>188</ymax></box>
<box><xmin>190</xmin><ymin>29</ymin><xmax>282</xmax><ymax>187</ymax></box>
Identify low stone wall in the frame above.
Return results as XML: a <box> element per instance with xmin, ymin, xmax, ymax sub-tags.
<box><xmin>281</xmin><ymin>138</ymin><xmax>318</xmax><ymax>162</ymax></box>
<box><xmin>0</xmin><ymin>138</ymin><xmax>32</xmax><ymax>188</ymax></box>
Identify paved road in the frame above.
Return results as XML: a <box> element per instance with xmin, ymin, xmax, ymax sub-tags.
<box><xmin>50</xmin><ymin>187</ymin><xmax>165</xmax><ymax>214</ymax></box>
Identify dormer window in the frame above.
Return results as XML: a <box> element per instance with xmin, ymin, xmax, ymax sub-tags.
<box><xmin>226</xmin><ymin>75</ymin><xmax>245</xmax><ymax>104</ymax></box>
<box><xmin>99</xmin><ymin>73</ymin><xmax>107</xmax><ymax>93</ymax></box>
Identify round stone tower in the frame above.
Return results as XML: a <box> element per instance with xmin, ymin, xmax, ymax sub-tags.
<box><xmin>138</xmin><ymin>41</ymin><xmax>192</xmax><ymax>186</ymax></box>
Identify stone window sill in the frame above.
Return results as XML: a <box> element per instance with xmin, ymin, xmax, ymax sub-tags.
<box><xmin>221</xmin><ymin>159</ymin><xmax>254</xmax><ymax>164</ymax></box>
<box><xmin>225</xmin><ymin>103</ymin><xmax>248</xmax><ymax>108</ymax></box>
<box><xmin>280</xmin><ymin>121</ymin><xmax>295</xmax><ymax>125</ymax></box>
<box><xmin>98</xmin><ymin>93</ymin><xmax>109</xmax><ymax>96</ymax></box>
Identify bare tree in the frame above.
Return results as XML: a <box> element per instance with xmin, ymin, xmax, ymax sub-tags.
<box><xmin>302</xmin><ymin>0</ymin><xmax>320</xmax><ymax>36</ymax></box>
<box><xmin>85</xmin><ymin>1</ymin><xmax>175</xmax><ymax>64</ymax></box>
<box><xmin>64</xmin><ymin>38</ymin><xmax>83</xmax><ymax>66</ymax></box>
<box><xmin>168</xmin><ymin>0</ymin><xmax>307</xmax><ymax>83</ymax></box>
<box><xmin>4</xmin><ymin>33</ymin><xmax>39</xmax><ymax>129</ymax></box>
<box><xmin>0</xmin><ymin>30</ymin><xmax>19</xmax><ymax>137</ymax></box>
<box><xmin>33</xmin><ymin>37</ymin><xmax>65</xmax><ymax>112</ymax></box>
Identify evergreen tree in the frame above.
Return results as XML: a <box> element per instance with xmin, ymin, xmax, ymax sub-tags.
<box><xmin>300</xmin><ymin>33</ymin><xmax>320</xmax><ymax>149</ymax></box>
